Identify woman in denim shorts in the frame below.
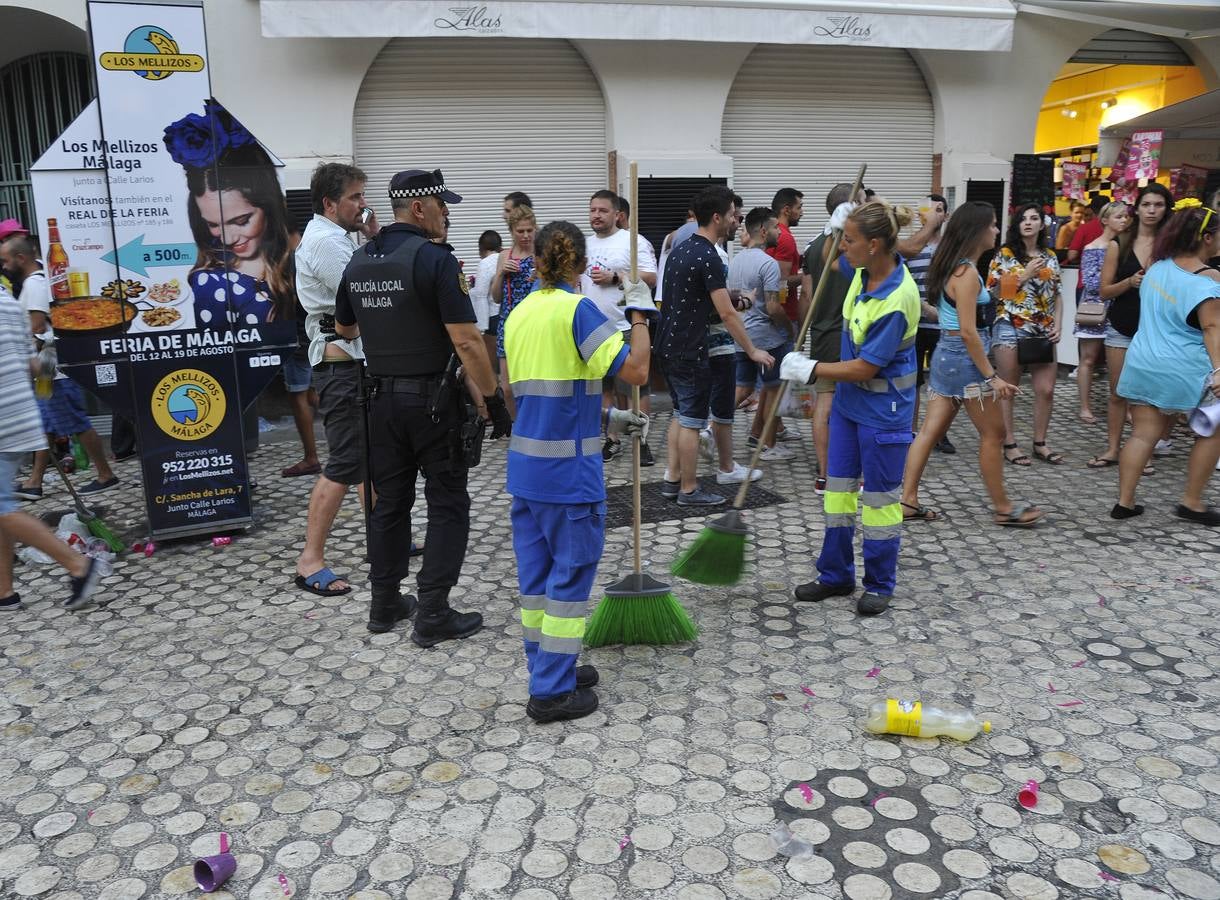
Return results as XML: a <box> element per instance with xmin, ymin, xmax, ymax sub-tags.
<box><xmin>986</xmin><ymin>205</ymin><xmax>1064</xmax><ymax>466</ymax></box>
<box><xmin>901</xmin><ymin>202</ymin><xmax>1044</xmax><ymax>527</ymax></box>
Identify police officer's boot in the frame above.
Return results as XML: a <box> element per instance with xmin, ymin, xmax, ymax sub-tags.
<box><xmin>368</xmin><ymin>592</ymin><xmax>417</xmax><ymax>634</ymax></box>
<box><xmin>410</xmin><ymin>590</ymin><xmax>483</xmax><ymax>648</ymax></box>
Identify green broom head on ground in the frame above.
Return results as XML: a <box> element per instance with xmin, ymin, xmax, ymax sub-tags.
<box><xmin>670</xmin><ymin>509</ymin><xmax>749</xmax><ymax>586</ymax></box>
<box><xmin>585</xmin><ymin>573</ymin><xmax>697</xmax><ymax>647</ymax></box>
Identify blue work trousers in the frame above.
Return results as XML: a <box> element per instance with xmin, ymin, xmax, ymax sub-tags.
<box><xmin>511</xmin><ymin>497</ymin><xmax>605</xmax><ymax>698</ymax></box>
<box><xmin>817</xmin><ymin>407</ymin><xmax>911</xmax><ymax>596</ymax></box>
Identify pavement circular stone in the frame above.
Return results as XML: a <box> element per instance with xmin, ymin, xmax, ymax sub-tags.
<box><xmin>2</xmin><ymin>390</ymin><xmax>1220</xmax><ymax>900</ymax></box>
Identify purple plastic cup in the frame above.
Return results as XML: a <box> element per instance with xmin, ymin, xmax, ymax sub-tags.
<box><xmin>194</xmin><ymin>852</ymin><xmax>237</xmax><ymax>892</ymax></box>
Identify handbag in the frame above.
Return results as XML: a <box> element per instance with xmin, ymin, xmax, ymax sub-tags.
<box><xmin>1075</xmin><ymin>299</ymin><xmax>1107</xmax><ymax>328</ymax></box>
<box><xmin>1016</xmin><ymin>333</ymin><xmax>1054</xmax><ymax>366</ymax></box>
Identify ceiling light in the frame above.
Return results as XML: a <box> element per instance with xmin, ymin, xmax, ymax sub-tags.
<box><xmin>1101</xmin><ymin>98</ymin><xmax>1116</xmax><ymax>110</ymax></box>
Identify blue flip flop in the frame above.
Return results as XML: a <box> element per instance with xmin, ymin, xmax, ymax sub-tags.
<box><xmin>294</xmin><ymin>567</ymin><xmax>352</xmax><ymax>597</ymax></box>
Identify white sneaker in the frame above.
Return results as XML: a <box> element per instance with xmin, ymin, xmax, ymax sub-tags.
<box><xmin>774</xmin><ymin>427</ymin><xmax>801</xmax><ymax>443</ymax></box>
<box><xmin>1068</xmin><ymin>368</ymin><xmax>1078</xmax><ymax>380</ymax></box>
<box><xmin>698</xmin><ymin>429</ymin><xmax>715</xmax><ymax>461</ymax></box>
<box><xmin>1154</xmin><ymin>439</ymin><xmax>1173</xmax><ymax>458</ymax></box>
<box><xmin>716</xmin><ymin>462</ymin><xmax>763</xmax><ymax>484</ymax></box>
<box><xmin>760</xmin><ymin>444</ymin><xmax>797</xmax><ymax>461</ymax></box>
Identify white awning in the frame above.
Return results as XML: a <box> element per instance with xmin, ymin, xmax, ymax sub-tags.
<box><xmin>260</xmin><ymin>0</ymin><xmax>1016</xmax><ymax>51</ymax></box>
<box><xmin>1016</xmin><ymin>1</ymin><xmax>1220</xmax><ymax>40</ymax></box>
<box><xmin>1101</xmin><ymin>89</ymin><xmax>1220</xmax><ymax>141</ymax></box>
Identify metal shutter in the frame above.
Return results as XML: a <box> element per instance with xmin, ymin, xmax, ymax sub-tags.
<box><xmin>354</xmin><ymin>38</ymin><xmax>606</xmax><ymax>271</ymax></box>
<box><xmin>721</xmin><ymin>45</ymin><xmax>934</xmax><ymax>251</ymax></box>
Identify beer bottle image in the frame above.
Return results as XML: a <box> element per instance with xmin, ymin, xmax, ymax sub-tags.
<box><xmin>46</xmin><ymin>218</ymin><xmax>70</xmax><ymax>301</ymax></box>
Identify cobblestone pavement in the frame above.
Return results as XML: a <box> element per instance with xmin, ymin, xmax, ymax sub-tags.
<box><xmin>2</xmin><ymin>380</ymin><xmax>1219</xmax><ymax>900</ymax></box>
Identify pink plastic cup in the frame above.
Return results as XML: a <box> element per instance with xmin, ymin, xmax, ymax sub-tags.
<box><xmin>1018</xmin><ymin>780</ymin><xmax>1039</xmax><ymax>809</ymax></box>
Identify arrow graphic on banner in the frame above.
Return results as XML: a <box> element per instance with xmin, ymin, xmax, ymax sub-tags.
<box><xmin>101</xmin><ymin>234</ymin><xmax>197</xmax><ymax>277</ymax></box>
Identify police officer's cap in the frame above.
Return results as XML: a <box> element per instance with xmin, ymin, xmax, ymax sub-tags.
<box><xmin>389</xmin><ymin>169</ymin><xmax>462</xmax><ymax>204</ymax></box>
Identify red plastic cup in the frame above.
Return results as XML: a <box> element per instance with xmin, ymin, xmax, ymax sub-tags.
<box><xmin>1018</xmin><ymin>780</ymin><xmax>1039</xmax><ymax>809</ymax></box>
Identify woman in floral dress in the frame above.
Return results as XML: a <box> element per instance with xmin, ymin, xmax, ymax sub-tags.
<box><xmin>491</xmin><ymin>204</ymin><xmax>537</xmax><ymax>417</ymax></box>
<box><xmin>987</xmin><ymin>204</ymin><xmax>1064</xmax><ymax>465</ymax></box>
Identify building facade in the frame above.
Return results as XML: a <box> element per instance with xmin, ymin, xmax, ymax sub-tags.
<box><xmin>9</xmin><ymin>0</ymin><xmax>1220</xmax><ymax>263</ymax></box>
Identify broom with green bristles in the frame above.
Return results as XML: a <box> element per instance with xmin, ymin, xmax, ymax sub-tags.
<box><xmin>586</xmin><ymin>162</ymin><xmax>697</xmax><ymax>647</ymax></box>
<box><xmin>671</xmin><ymin>163</ymin><xmax>868</xmax><ymax>586</ymax></box>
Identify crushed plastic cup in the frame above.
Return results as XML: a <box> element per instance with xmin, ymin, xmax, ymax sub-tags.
<box><xmin>1018</xmin><ymin>779</ymin><xmax>1039</xmax><ymax>809</ymax></box>
<box><xmin>17</xmin><ymin>546</ymin><xmax>55</xmax><ymax>565</ymax></box>
<box><xmin>770</xmin><ymin>823</ymin><xmax>814</xmax><ymax>860</ymax></box>
<box><xmin>212</xmin><ymin>536</ymin><xmax>232</xmax><ymax>547</ymax></box>
<box><xmin>194</xmin><ymin>851</ymin><xmax>237</xmax><ymax>892</ymax></box>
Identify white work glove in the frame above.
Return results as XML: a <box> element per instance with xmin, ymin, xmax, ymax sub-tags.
<box><xmin>780</xmin><ymin>352</ymin><xmax>818</xmax><ymax>385</ymax></box>
<box><xmin>621</xmin><ymin>278</ymin><xmax>657</xmax><ymax>318</ymax></box>
<box><xmin>823</xmin><ymin>201</ymin><xmax>857</xmax><ymax>235</ymax></box>
<box><xmin>607</xmin><ymin>407</ymin><xmax>649</xmax><ymax>441</ymax></box>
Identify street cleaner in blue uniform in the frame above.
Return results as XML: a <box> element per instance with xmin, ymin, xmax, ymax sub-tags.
<box><xmin>780</xmin><ymin>200</ymin><xmax>920</xmax><ymax>616</ymax></box>
<box><xmin>504</xmin><ymin>220</ymin><xmax>654</xmax><ymax>722</ymax></box>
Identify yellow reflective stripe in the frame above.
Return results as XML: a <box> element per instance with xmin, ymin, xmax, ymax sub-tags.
<box><xmin>824</xmin><ymin>491</ymin><xmax>859</xmax><ymax>515</ymax></box>
<box><xmin>862</xmin><ymin>502</ymin><xmax>903</xmax><ymax>527</ymax></box>
<box><xmin>504</xmin><ymin>289</ymin><xmax>588</xmax><ymax>382</ymax></box>
<box><xmin>541</xmin><ymin>614</ymin><xmax>586</xmax><ymax>639</ymax></box>
<box><xmin>521</xmin><ymin>608</ymin><xmax>544</xmax><ymax>628</ymax></box>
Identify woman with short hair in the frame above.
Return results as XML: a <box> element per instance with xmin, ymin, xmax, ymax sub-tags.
<box><xmin>1112</xmin><ymin>201</ymin><xmax>1220</xmax><ymax>523</ymax></box>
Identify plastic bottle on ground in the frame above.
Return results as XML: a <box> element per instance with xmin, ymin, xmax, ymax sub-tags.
<box><xmin>863</xmin><ymin>699</ymin><xmax>991</xmax><ymax>741</ymax></box>
<box><xmin>71</xmin><ymin>439</ymin><xmax>89</xmax><ymax>471</ymax></box>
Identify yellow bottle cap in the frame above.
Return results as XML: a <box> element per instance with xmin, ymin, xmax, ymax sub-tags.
<box><xmin>983</xmin><ymin>721</ymin><xmax>992</xmax><ymax>733</ymax></box>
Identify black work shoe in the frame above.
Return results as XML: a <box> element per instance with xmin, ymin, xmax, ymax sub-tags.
<box><xmin>639</xmin><ymin>443</ymin><xmax>655</xmax><ymax>467</ymax></box>
<box><xmin>411</xmin><ymin>609</ymin><xmax>483</xmax><ymax>648</ymax></box>
<box><xmin>575</xmin><ymin>664</ymin><xmax>599</xmax><ymax>690</ymax></box>
<box><xmin>527</xmin><ymin>688</ymin><xmax>599</xmax><ymax>723</ymax></box>
<box><xmin>935</xmin><ymin>436</ymin><xmax>956</xmax><ymax>455</ymax></box>
<box><xmin>794</xmin><ymin>581</ymin><xmax>854</xmax><ymax>603</ymax></box>
<box><xmin>857</xmin><ymin>592</ymin><xmax>892</xmax><ymax>616</ymax></box>
<box><xmin>368</xmin><ymin>593</ymin><xmax>417</xmax><ymax>633</ymax></box>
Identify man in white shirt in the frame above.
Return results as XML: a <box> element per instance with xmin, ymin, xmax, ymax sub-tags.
<box><xmin>293</xmin><ymin>162</ymin><xmax>382</xmax><ymax>601</ymax></box>
<box><xmin>0</xmin><ymin>235</ymin><xmax>118</xmax><ymax>500</ymax></box>
<box><xmin>469</xmin><ymin>229</ymin><xmax>502</xmax><ymax>365</ymax></box>
<box><xmin>581</xmin><ymin>190</ymin><xmax>658</xmax><ymax>463</ymax></box>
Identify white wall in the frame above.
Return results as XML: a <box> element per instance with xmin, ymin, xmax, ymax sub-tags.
<box><xmin>9</xmin><ymin>1</ymin><xmax>1220</xmax><ymax>200</ymax></box>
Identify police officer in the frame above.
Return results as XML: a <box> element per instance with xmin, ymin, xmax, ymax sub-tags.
<box><xmin>335</xmin><ymin>169</ymin><xmax>512</xmax><ymax>646</ymax></box>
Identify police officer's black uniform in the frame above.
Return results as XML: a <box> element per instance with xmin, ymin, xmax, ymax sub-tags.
<box><xmin>334</xmin><ymin>169</ymin><xmax>507</xmax><ymax>646</ymax></box>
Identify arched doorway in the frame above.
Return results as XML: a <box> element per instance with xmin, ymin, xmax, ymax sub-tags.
<box><xmin>353</xmin><ymin>38</ymin><xmax>607</xmax><ymax>269</ymax></box>
<box><xmin>1036</xmin><ymin>30</ymin><xmax>1209</xmax><ymax>210</ymax></box>
<box><xmin>721</xmin><ymin>45</ymin><xmax>934</xmax><ymax>248</ymax></box>
<box><xmin>0</xmin><ymin>51</ymin><xmax>92</xmax><ymax>227</ymax></box>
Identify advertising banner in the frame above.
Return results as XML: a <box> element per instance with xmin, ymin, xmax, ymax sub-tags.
<box><xmin>30</xmin><ymin>1</ymin><xmax>295</xmax><ymax>538</ymax></box>
<box><xmin>1060</xmin><ymin>162</ymin><xmax>1088</xmax><ymax>201</ymax></box>
<box><xmin>1170</xmin><ymin>164</ymin><xmax>1210</xmax><ymax>201</ymax></box>
<box><xmin>1125</xmin><ymin>130</ymin><xmax>1163</xmax><ymax>183</ymax></box>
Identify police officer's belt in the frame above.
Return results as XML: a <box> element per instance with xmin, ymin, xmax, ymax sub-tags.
<box><xmin>372</xmin><ymin>374</ymin><xmax>443</xmax><ymax>394</ymax></box>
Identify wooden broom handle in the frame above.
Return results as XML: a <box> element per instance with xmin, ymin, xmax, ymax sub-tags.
<box><xmin>628</xmin><ymin>162</ymin><xmax>642</xmax><ymax>576</ymax></box>
<box><xmin>731</xmin><ymin>163</ymin><xmax>868</xmax><ymax>510</ymax></box>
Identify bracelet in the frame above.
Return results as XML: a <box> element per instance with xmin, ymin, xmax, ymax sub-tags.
<box><xmin>630</xmin><ymin>322</ymin><xmax>649</xmax><ymax>330</ymax></box>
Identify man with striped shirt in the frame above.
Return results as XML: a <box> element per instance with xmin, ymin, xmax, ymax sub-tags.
<box><xmin>0</xmin><ymin>290</ymin><xmax>104</xmax><ymax>612</ymax></box>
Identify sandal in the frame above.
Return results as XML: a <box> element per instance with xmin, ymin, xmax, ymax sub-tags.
<box><xmin>1032</xmin><ymin>442</ymin><xmax>1064</xmax><ymax>465</ymax></box>
<box><xmin>994</xmin><ymin>501</ymin><xmax>1044</xmax><ymax>528</ymax></box>
<box><xmin>1003</xmin><ymin>442</ymin><xmax>1031</xmax><ymax>466</ymax></box>
<box><xmin>1086</xmin><ymin>455</ymin><xmax>1117</xmax><ymax>469</ymax></box>
<box><xmin>901</xmin><ymin>502</ymin><xmax>939</xmax><ymax>522</ymax></box>
<box><xmin>281</xmin><ymin>460</ymin><xmax>321</xmax><ymax>478</ymax></box>
<box><xmin>294</xmin><ymin>567</ymin><xmax>352</xmax><ymax>597</ymax></box>
<box><xmin>1142</xmin><ymin>463</ymin><xmax>1155</xmax><ymax>476</ymax></box>
<box><xmin>1078</xmin><ymin>412</ymin><xmax>1097</xmax><ymax>425</ymax></box>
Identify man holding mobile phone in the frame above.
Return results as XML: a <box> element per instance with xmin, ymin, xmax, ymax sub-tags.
<box><xmin>293</xmin><ymin>163</ymin><xmax>383</xmax><ymax>607</ymax></box>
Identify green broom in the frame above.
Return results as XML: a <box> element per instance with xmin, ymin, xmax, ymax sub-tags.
<box><xmin>586</xmin><ymin>162</ymin><xmax>697</xmax><ymax>647</ymax></box>
<box><xmin>48</xmin><ymin>450</ymin><xmax>125</xmax><ymax>553</ymax></box>
<box><xmin>672</xmin><ymin>163</ymin><xmax>868</xmax><ymax>586</ymax></box>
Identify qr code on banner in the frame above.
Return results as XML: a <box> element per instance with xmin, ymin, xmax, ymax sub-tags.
<box><xmin>95</xmin><ymin>364</ymin><xmax>117</xmax><ymax>386</ymax></box>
